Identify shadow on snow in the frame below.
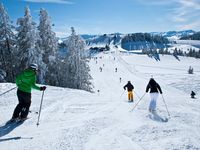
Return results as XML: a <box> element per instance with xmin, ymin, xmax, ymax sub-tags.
<box><xmin>0</xmin><ymin>121</ymin><xmax>23</xmax><ymax>138</ymax></box>
<box><xmin>148</xmin><ymin>111</ymin><xmax>168</xmax><ymax>122</ymax></box>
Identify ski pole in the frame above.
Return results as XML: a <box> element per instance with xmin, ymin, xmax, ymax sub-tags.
<box><xmin>161</xmin><ymin>94</ymin><xmax>170</xmax><ymax>118</ymax></box>
<box><xmin>120</xmin><ymin>90</ymin><xmax>125</xmax><ymax>98</ymax></box>
<box><xmin>133</xmin><ymin>90</ymin><xmax>140</xmax><ymax>99</ymax></box>
<box><xmin>130</xmin><ymin>92</ymin><xmax>146</xmax><ymax>111</ymax></box>
<box><xmin>37</xmin><ymin>90</ymin><xmax>45</xmax><ymax>126</ymax></box>
<box><xmin>0</xmin><ymin>86</ymin><xmax>17</xmax><ymax>97</ymax></box>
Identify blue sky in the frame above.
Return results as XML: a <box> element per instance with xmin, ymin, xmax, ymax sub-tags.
<box><xmin>1</xmin><ymin>0</ymin><xmax>200</xmax><ymax>37</ymax></box>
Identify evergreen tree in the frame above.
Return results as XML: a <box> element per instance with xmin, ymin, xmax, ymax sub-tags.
<box><xmin>38</xmin><ymin>8</ymin><xmax>58</xmax><ymax>85</ymax></box>
<box><xmin>105</xmin><ymin>44</ymin><xmax>110</xmax><ymax>51</ymax></box>
<box><xmin>159</xmin><ymin>48</ymin><xmax>164</xmax><ymax>54</ymax></box>
<box><xmin>173</xmin><ymin>47</ymin><xmax>178</xmax><ymax>55</ymax></box>
<box><xmin>16</xmin><ymin>6</ymin><xmax>44</xmax><ymax>82</ymax></box>
<box><xmin>66</xmin><ymin>27</ymin><xmax>93</xmax><ymax>91</ymax></box>
<box><xmin>164</xmin><ymin>48</ymin><xmax>170</xmax><ymax>54</ymax></box>
<box><xmin>0</xmin><ymin>3</ymin><xmax>16</xmax><ymax>82</ymax></box>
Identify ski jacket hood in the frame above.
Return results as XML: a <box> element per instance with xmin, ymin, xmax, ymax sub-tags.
<box><xmin>146</xmin><ymin>78</ymin><xmax>162</xmax><ymax>94</ymax></box>
<box><xmin>16</xmin><ymin>69</ymin><xmax>40</xmax><ymax>93</ymax></box>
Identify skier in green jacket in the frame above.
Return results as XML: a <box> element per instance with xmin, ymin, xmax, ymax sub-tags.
<box><xmin>11</xmin><ymin>63</ymin><xmax>46</xmax><ymax>121</ymax></box>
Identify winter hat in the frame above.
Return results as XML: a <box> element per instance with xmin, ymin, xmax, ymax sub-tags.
<box><xmin>29</xmin><ymin>63</ymin><xmax>38</xmax><ymax>71</ymax></box>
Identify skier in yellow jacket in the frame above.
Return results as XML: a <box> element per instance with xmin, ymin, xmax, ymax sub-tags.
<box><xmin>124</xmin><ymin>81</ymin><xmax>134</xmax><ymax>102</ymax></box>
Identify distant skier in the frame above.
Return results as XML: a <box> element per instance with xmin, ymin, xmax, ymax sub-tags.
<box><xmin>119</xmin><ymin>77</ymin><xmax>122</xmax><ymax>83</ymax></box>
<box><xmin>191</xmin><ymin>91</ymin><xmax>196</xmax><ymax>98</ymax></box>
<box><xmin>97</xmin><ymin>89</ymin><xmax>100</xmax><ymax>96</ymax></box>
<box><xmin>99</xmin><ymin>67</ymin><xmax>102</xmax><ymax>72</ymax></box>
<box><xmin>188</xmin><ymin>66</ymin><xmax>193</xmax><ymax>74</ymax></box>
<box><xmin>146</xmin><ymin>78</ymin><xmax>162</xmax><ymax>112</ymax></box>
<box><xmin>115</xmin><ymin>68</ymin><xmax>117</xmax><ymax>72</ymax></box>
<box><xmin>11</xmin><ymin>64</ymin><xmax>46</xmax><ymax>122</ymax></box>
<box><xmin>124</xmin><ymin>81</ymin><xmax>134</xmax><ymax>102</ymax></box>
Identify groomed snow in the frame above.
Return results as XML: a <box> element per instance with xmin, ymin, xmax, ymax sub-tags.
<box><xmin>0</xmin><ymin>50</ymin><xmax>200</xmax><ymax>150</ymax></box>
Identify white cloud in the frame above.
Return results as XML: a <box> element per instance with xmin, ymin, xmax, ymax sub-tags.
<box><xmin>170</xmin><ymin>7</ymin><xmax>189</xmax><ymax>22</ymax></box>
<box><xmin>137</xmin><ymin>0</ymin><xmax>200</xmax><ymax>7</ymax></box>
<box><xmin>136</xmin><ymin>0</ymin><xmax>174</xmax><ymax>5</ymax></box>
<box><xmin>171</xmin><ymin>0</ymin><xmax>200</xmax><ymax>30</ymax></box>
<box><xmin>177</xmin><ymin>21</ymin><xmax>200</xmax><ymax>30</ymax></box>
<box><xmin>22</xmin><ymin>0</ymin><xmax>74</xmax><ymax>4</ymax></box>
<box><xmin>137</xmin><ymin>0</ymin><xmax>200</xmax><ymax>30</ymax></box>
<box><xmin>179</xmin><ymin>0</ymin><xmax>200</xmax><ymax>9</ymax></box>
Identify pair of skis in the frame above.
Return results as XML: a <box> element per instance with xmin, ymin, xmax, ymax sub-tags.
<box><xmin>5</xmin><ymin>90</ymin><xmax>45</xmax><ymax>126</ymax></box>
<box><xmin>130</xmin><ymin>93</ymin><xmax>170</xmax><ymax>122</ymax></box>
<box><xmin>148</xmin><ymin>111</ymin><xmax>168</xmax><ymax>122</ymax></box>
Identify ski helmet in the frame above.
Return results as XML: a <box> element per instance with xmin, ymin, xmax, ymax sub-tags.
<box><xmin>29</xmin><ymin>63</ymin><xmax>38</xmax><ymax>71</ymax></box>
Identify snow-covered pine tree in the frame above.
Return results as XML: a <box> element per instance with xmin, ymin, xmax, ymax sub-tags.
<box><xmin>17</xmin><ymin>7</ymin><xmax>41</xmax><ymax>71</ymax></box>
<box><xmin>16</xmin><ymin>6</ymin><xmax>45</xmax><ymax>82</ymax></box>
<box><xmin>38</xmin><ymin>8</ymin><xmax>58</xmax><ymax>85</ymax></box>
<box><xmin>0</xmin><ymin>3</ymin><xmax>16</xmax><ymax>82</ymax></box>
<box><xmin>66</xmin><ymin>27</ymin><xmax>93</xmax><ymax>91</ymax></box>
<box><xmin>55</xmin><ymin>57</ymin><xmax>68</xmax><ymax>87</ymax></box>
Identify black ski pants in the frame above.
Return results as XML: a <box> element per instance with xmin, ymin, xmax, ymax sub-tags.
<box><xmin>12</xmin><ymin>89</ymin><xmax>31</xmax><ymax>119</ymax></box>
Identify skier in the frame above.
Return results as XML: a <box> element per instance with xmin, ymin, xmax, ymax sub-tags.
<box><xmin>123</xmin><ymin>81</ymin><xmax>134</xmax><ymax>102</ymax></box>
<box><xmin>119</xmin><ymin>77</ymin><xmax>122</xmax><ymax>83</ymax></box>
<box><xmin>97</xmin><ymin>89</ymin><xmax>100</xmax><ymax>95</ymax></box>
<box><xmin>188</xmin><ymin>66</ymin><xmax>193</xmax><ymax>74</ymax></box>
<box><xmin>146</xmin><ymin>78</ymin><xmax>162</xmax><ymax>112</ymax></box>
<box><xmin>115</xmin><ymin>68</ymin><xmax>117</xmax><ymax>72</ymax></box>
<box><xmin>11</xmin><ymin>63</ymin><xmax>46</xmax><ymax>121</ymax></box>
<box><xmin>191</xmin><ymin>91</ymin><xmax>196</xmax><ymax>98</ymax></box>
<box><xmin>99</xmin><ymin>67</ymin><xmax>102</xmax><ymax>72</ymax></box>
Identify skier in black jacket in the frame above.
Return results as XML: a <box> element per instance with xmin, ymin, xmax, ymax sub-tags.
<box><xmin>191</xmin><ymin>91</ymin><xmax>196</xmax><ymax>98</ymax></box>
<box><xmin>124</xmin><ymin>81</ymin><xmax>134</xmax><ymax>102</ymax></box>
<box><xmin>146</xmin><ymin>78</ymin><xmax>162</xmax><ymax>112</ymax></box>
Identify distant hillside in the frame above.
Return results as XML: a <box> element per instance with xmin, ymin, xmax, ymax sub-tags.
<box><xmin>82</xmin><ymin>33</ymin><xmax>122</xmax><ymax>46</ymax></box>
<box><xmin>58</xmin><ymin>30</ymin><xmax>198</xmax><ymax>53</ymax></box>
<box><xmin>151</xmin><ymin>30</ymin><xmax>195</xmax><ymax>40</ymax></box>
<box><xmin>80</xmin><ymin>30</ymin><xmax>195</xmax><ymax>43</ymax></box>
<box><xmin>180</xmin><ymin>32</ymin><xmax>200</xmax><ymax>40</ymax></box>
<box><xmin>121</xmin><ymin>33</ymin><xmax>169</xmax><ymax>50</ymax></box>
<box><xmin>81</xmin><ymin>34</ymin><xmax>97</xmax><ymax>40</ymax></box>
<box><xmin>82</xmin><ymin>33</ymin><xmax>169</xmax><ymax>51</ymax></box>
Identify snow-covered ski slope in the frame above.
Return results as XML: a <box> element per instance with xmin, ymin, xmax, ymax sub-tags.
<box><xmin>0</xmin><ymin>50</ymin><xmax>200</xmax><ymax>150</ymax></box>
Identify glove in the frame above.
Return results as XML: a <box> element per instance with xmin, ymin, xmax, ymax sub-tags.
<box><xmin>160</xmin><ymin>92</ymin><xmax>163</xmax><ymax>94</ymax></box>
<box><xmin>40</xmin><ymin>86</ymin><xmax>46</xmax><ymax>91</ymax></box>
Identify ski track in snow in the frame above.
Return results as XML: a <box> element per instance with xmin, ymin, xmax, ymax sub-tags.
<box><xmin>0</xmin><ymin>51</ymin><xmax>200</xmax><ymax>150</ymax></box>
